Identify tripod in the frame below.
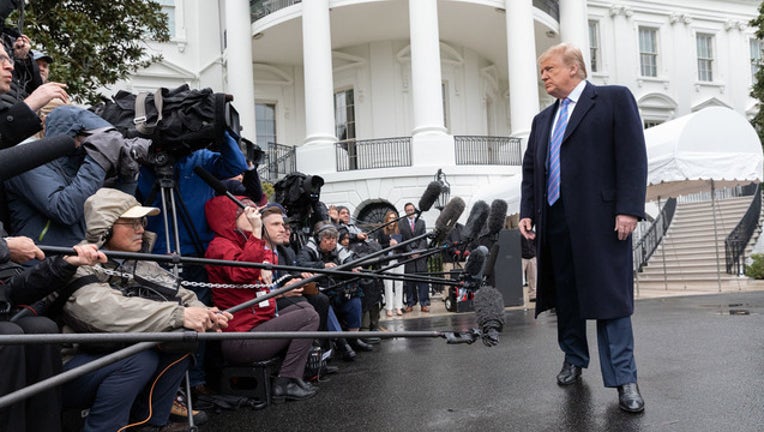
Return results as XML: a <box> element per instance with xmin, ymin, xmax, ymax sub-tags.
<box><xmin>142</xmin><ymin>152</ymin><xmax>210</xmax><ymax>431</ymax></box>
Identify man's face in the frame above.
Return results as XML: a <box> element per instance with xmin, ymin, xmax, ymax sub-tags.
<box><xmin>36</xmin><ymin>59</ymin><xmax>49</xmax><ymax>83</ymax></box>
<box><xmin>263</xmin><ymin>213</ymin><xmax>288</xmax><ymax>245</ymax></box>
<box><xmin>539</xmin><ymin>53</ymin><xmax>578</xmax><ymax>99</ymax></box>
<box><xmin>405</xmin><ymin>205</ymin><xmax>416</xmax><ymax>218</ymax></box>
<box><xmin>0</xmin><ymin>46</ymin><xmax>14</xmax><ymax>94</ymax></box>
<box><xmin>106</xmin><ymin>217</ymin><xmax>146</xmax><ymax>252</ymax></box>
<box><xmin>338</xmin><ymin>208</ymin><xmax>350</xmax><ymax>224</ymax></box>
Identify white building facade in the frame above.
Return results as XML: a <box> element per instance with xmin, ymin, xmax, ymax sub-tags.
<box><xmin>114</xmin><ymin>0</ymin><xmax>761</xmax><ymax>226</ymax></box>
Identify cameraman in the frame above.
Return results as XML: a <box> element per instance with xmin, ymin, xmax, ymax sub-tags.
<box><xmin>136</xmin><ymin>130</ymin><xmax>247</xmax><ymax>395</ymax></box>
<box><xmin>5</xmin><ymin>106</ymin><xmax>146</xmax><ymax>248</ymax></box>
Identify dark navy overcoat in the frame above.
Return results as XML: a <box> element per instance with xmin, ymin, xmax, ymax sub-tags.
<box><xmin>520</xmin><ymin>82</ymin><xmax>647</xmax><ymax>319</ymax></box>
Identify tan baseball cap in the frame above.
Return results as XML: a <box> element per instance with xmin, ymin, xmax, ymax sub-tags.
<box><xmin>83</xmin><ymin>188</ymin><xmax>159</xmax><ymax>246</ymax></box>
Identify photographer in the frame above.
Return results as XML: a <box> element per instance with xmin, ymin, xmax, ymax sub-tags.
<box><xmin>5</xmin><ymin>106</ymin><xmax>146</xmax><ymax>248</ymax></box>
<box><xmin>296</xmin><ymin>221</ymin><xmax>374</xmax><ymax>356</ymax></box>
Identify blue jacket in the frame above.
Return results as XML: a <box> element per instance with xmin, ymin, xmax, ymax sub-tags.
<box><xmin>136</xmin><ymin>133</ymin><xmax>248</xmax><ymax>256</ymax></box>
<box><xmin>5</xmin><ymin>149</ymin><xmax>115</xmax><ymax>247</ymax></box>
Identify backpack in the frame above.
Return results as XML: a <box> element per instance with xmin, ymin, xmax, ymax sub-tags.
<box><xmin>92</xmin><ymin>84</ymin><xmax>233</xmax><ymax>157</ymax></box>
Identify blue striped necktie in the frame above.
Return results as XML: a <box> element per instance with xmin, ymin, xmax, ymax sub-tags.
<box><xmin>547</xmin><ymin>97</ymin><xmax>571</xmax><ymax>206</ymax></box>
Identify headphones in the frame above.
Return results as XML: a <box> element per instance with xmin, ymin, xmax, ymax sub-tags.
<box><xmin>313</xmin><ymin>222</ymin><xmax>338</xmax><ymax>243</ymax></box>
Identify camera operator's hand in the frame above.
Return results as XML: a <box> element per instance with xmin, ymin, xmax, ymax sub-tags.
<box><xmin>63</xmin><ymin>244</ymin><xmax>107</xmax><ymax>266</ymax></box>
<box><xmin>183</xmin><ymin>306</ymin><xmax>218</xmax><ymax>332</ymax></box>
<box><xmin>206</xmin><ymin>307</ymin><xmax>231</xmax><ymax>332</ymax></box>
<box><xmin>118</xmin><ymin>137</ymin><xmax>151</xmax><ymax>181</ymax></box>
<box><xmin>5</xmin><ymin>236</ymin><xmax>44</xmax><ymax>263</ymax></box>
<box><xmin>82</xmin><ymin>129</ymin><xmax>123</xmax><ymax>175</ymax></box>
<box><xmin>24</xmin><ymin>82</ymin><xmax>69</xmax><ymax>112</ymax></box>
<box><xmin>13</xmin><ymin>35</ymin><xmax>31</xmax><ymax>59</ymax></box>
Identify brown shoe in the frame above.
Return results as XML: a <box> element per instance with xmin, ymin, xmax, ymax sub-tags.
<box><xmin>421</xmin><ymin>306</ymin><xmax>430</xmax><ymax>312</ymax></box>
<box><xmin>404</xmin><ymin>306</ymin><xmax>413</xmax><ymax>313</ymax></box>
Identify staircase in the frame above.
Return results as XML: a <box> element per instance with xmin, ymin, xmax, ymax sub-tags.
<box><xmin>635</xmin><ymin>196</ymin><xmax>758</xmax><ymax>291</ymax></box>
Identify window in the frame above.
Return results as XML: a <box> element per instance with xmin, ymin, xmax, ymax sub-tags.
<box><xmin>697</xmin><ymin>33</ymin><xmax>714</xmax><ymax>82</ymax></box>
<box><xmin>751</xmin><ymin>39</ymin><xmax>763</xmax><ymax>84</ymax></box>
<box><xmin>638</xmin><ymin>27</ymin><xmax>658</xmax><ymax>77</ymax></box>
<box><xmin>334</xmin><ymin>89</ymin><xmax>356</xmax><ymax>141</ymax></box>
<box><xmin>157</xmin><ymin>0</ymin><xmax>175</xmax><ymax>38</ymax></box>
<box><xmin>255</xmin><ymin>103</ymin><xmax>276</xmax><ymax>148</ymax></box>
<box><xmin>588</xmin><ymin>20</ymin><xmax>601</xmax><ymax>73</ymax></box>
<box><xmin>442</xmin><ymin>82</ymin><xmax>449</xmax><ymax>130</ymax></box>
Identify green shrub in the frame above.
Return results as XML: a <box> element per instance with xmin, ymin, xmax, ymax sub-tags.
<box><xmin>745</xmin><ymin>253</ymin><xmax>764</xmax><ymax>279</ymax></box>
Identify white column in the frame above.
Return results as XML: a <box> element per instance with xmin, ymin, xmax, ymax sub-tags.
<box><xmin>298</xmin><ymin>0</ymin><xmax>337</xmax><ymax>173</ymax></box>
<box><xmin>559</xmin><ymin>0</ymin><xmax>590</xmax><ymax>69</ymax></box>
<box><xmin>408</xmin><ymin>0</ymin><xmax>452</xmax><ymax>167</ymax></box>
<box><xmin>506</xmin><ymin>0</ymin><xmax>539</xmax><ymax>138</ymax></box>
<box><xmin>224</xmin><ymin>0</ymin><xmax>257</xmax><ymax>141</ymax></box>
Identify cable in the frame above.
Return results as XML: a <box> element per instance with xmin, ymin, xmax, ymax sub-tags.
<box><xmin>116</xmin><ymin>352</ymin><xmax>190</xmax><ymax>432</ymax></box>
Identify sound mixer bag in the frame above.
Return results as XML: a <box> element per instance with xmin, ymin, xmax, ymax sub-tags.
<box><xmin>93</xmin><ymin>84</ymin><xmax>229</xmax><ymax>156</ymax></box>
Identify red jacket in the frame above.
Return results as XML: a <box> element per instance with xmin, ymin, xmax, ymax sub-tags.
<box><xmin>205</xmin><ymin>195</ymin><xmax>275</xmax><ymax>332</ymax></box>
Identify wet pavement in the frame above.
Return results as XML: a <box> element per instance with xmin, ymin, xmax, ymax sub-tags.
<box><xmin>203</xmin><ymin>291</ymin><xmax>764</xmax><ymax>432</ymax></box>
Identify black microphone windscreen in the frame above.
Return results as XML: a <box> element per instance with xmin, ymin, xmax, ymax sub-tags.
<box><xmin>486</xmin><ymin>199</ymin><xmax>509</xmax><ymax>236</ymax></box>
<box><xmin>464</xmin><ymin>245</ymin><xmax>488</xmax><ymax>279</ymax></box>
<box><xmin>483</xmin><ymin>242</ymin><xmax>500</xmax><ymax>280</ymax></box>
<box><xmin>474</xmin><ymin>285</ymin><xmax>505</xmax><ymax>331</ymax></box>
<box><xmin>0</xmin><ymin>135</ymin><xmax>75</xmax><ymax>181</ymax></box>
<box><xmin>463</xmin><ymin>201</ymin><xmax>489</xmax><ymax>241</ymax></box>
<box><xmin>418</xmin><ymin>181</ymin><xmax>442</xmax><ymax>213</ymax></box>
<box><xmin>193</xmin><ymin>166</ymin><xmax>228</xmax><ymax>196</ymax></box>
<box><xmin>430</xmin><ymin>197</ymin><xmax>465</xmax><ymax>245</ymax></box>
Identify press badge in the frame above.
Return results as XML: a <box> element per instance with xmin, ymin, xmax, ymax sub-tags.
<box><xmin>257</xmin><ymin>290</ymin><xmax>269</xmax><ymax>308</ymax></box>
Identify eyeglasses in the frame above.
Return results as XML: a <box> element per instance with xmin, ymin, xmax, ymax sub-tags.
<box><xmin>0</xmin><ymin>55</ymin><xmax>12</xmax><ymax>66</ymax></box>
<box><xmin>113</xmin><ymin>217</ymin><xmax>148</xmax><ymax>230</ymax></box>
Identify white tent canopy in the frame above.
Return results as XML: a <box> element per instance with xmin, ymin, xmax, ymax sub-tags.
<box><xmin>645</xmin><ymin>106</ymin><xmax>763</xmax><ymax>200</ymax></box>
<box><xmin>465</xmin><ymin>175</ymin><xmax>521</xmax><ymax>222</ymax></box>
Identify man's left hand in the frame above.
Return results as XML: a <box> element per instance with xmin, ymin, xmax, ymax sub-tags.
<box><xmin>614</xmin><ymin>214</ymin><xmax>638</xmax><ymax>241</ymax></box>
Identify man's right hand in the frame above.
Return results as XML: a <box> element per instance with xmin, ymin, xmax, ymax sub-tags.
<box><xmin>24</xmin><ymin>82</ymin><xmax>69</xmax><ymax>112</ymax></box>
<box><xmin>5</xmin><ymin>236</ymin><xmax>44</xmax><ymax>263</ymax></box>
<box><xmin>519</xmin><ymin>218</ymin><xmax>536</xmax><ymax>240</ymax></box>
<box><xmin>183</xmin><ymin>307</ymin><xmax>215</xmax><ymax>332</ymax></box>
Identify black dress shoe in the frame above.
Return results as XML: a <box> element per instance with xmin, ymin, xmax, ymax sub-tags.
<box><xmin>349</xmin><ymin>338</ymin><xmax>374</xmax><ymax>352</ymax></box>
<box><xmin>334</xmin><ymin>339</ymin><xmax>356</xmax><ymax>361</ymax></box>
<box><xmin>362</xmin><ymin>337</ymin><xmax>381</xmax><ymax>345</ymax></box>
<box><xmin>294</xmin><ymin>378</ymin><xmax>318</xmax><ymax>392</ymax></box>
<box><xmin>272</xmin><ymin>378</ymin><xmax>317</xmax><ymax>403</ymax></box>
<box><xmin>617</xmin><ymin>383</ymin><xmax>645</xmax><ymax>413</ymax></box>
<box><xmin>556</xmin><ymin>361</ymin><xmax>582</xmax><ymax>385</ymax></box>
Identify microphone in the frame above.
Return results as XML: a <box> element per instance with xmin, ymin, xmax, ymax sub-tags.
<box><xmin>464</xmin><ymin>245</ymin><xmax>488</xmax><ymax>282</ymax></box>
<box><xmin>474</xmin><ymin>283</ymin><xmax>505</xmax><ymax>347</ymax></box>
<box><xmin>0</xmin><ymin>135</ymin><xmax>76</xmax><ymax>181</ymax></box>
<box><xmin>428</xmin><ymin>197</ymin><xmax>465</xmax><ymax>247</ymax></box>
<box><xmin>462</xmin><ymin>201</ymin><xmax>489</xmax><ymax>241</ymax></box>
<box><xmin>193</xmin><ymin>166</ymin><xmax>247</xmax><ymax>209</ymax></box>
<box><xmin>418</xmin><ymin>181</ymin><xmax>442</xmax><ymax>214</ymax></box>
<box><xmin>485</xmin><ymin>199</ymin><xmax>509</xmax><ymax>237</ymax></box>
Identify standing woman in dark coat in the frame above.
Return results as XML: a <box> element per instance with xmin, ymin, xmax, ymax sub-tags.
<box><xmin>519</xmin><ymin>43</ymin><xmax>647</xmax><ymax>413</ymax></box>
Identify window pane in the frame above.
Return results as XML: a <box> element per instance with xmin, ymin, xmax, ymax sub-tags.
<box><xmin>697</xmin><ymin>34</ymin><xmax>714</xmax><ymax>81</ymax></box>
<box><xmin>751</xmin><ymin>39</ymin><xmax>762</xmax><ymax>82</ymax></box>
<box><xmin>334</xmin><ymin>89</ymin><xmax>355</xmax><ymax>141</ymax></box>
<box><xmin>638</xmin><ymin>27</ymin><xmax>657</xmax><ymax>77</ymax></box>
<box><xmin>589</xmin><ymin>21</ymin><xmax>600</xmax><ymax>72</ymax></box>
<box><xmin>256</xmin><ymin>103</ymin><xmax>276</xmax><ymax>146</ymax></box>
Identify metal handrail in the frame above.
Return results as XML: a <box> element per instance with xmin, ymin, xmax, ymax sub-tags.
<box><xmin>257</xmin><ymin>142</ymin><xmax>296</xmax><ymax>183</ymax></box>
<box><xmin>633</xmin><ymin>197</ymin><xmax>677</xmax><ymax>272</ymax></box>
<box><xmin>725</xmin><ymin>184</ymin><xmax>762</xmax><ymax>275</ymax></box>
<box><xmin>250</xmin><ymin>0</ymin><xmax>301</xmax><ymax>22</ymax></box>
<box><xmin>453</xmin><ymin>135</ymin><xmax>522</xmax><ymax>166</ymax></box>
<box><xmin>335</xmin><ymin>137</ymin><xmax>412</xmax><ymax>171</ymax></box>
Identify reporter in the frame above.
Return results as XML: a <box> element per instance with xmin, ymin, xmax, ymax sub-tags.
<box><xmin>205</xmin><ymin>197</ymin><xmax>320</xmax><ymax>403</ymax></box>
<box><xmin>60</xmin><ymin>188</ymin><xmax>229</xmax><ymax>431</ymax></box>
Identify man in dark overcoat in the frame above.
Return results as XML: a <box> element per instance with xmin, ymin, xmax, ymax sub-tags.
<box><xmin>519</xmin><ymin>43</ymin><xmax>647</xmax><ymax>413</ymax></box>
<box><xmin>398</xmin><ymin>202</ymin><xmax>430</xmax><ymax>312</ymax></box>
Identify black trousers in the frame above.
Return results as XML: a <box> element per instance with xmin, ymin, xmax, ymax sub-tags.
<box><xmin>0</xmin><ymin>316</ymin><xmax>62</xmax><ymax>432</ymax></box>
